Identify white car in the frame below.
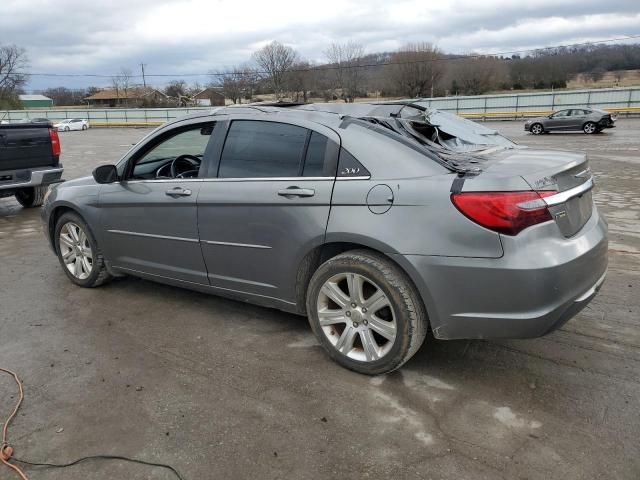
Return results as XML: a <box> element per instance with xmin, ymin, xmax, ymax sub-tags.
<box><xmin>54</xmin><ymin>118</ymin><xmax>90</xmax><ymax>132</ymax></box>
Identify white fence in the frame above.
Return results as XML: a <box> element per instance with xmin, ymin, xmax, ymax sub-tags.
<box><xmin>0</xmin><ymin>106</ymin><xmax>212</xmax><ymax>126</ymax></box>
<box><xmin>418</xmin><ymin>86</ymin><xmax>640</xmax><ymax>118</ymax></box>
<box><xmin>1</xmin><ymin>86</ymin><xmax>639</xmax><ymax>125</ymax></box>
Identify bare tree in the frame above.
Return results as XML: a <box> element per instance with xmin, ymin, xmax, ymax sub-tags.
<box><xmin>164</xmin><ymin>80</ymin><xmax>187</xmax><ymax>98</ymax></box>
<box><xmin>253</xmin><ymin>41</ymin><xmax>298</xmax><ymax>99</ymax></box>
<box><xmin>0</xmin><ymin>44</ymin><xmax>28</xmax><ymax>108</ymax></box>
<box><xmin>388</xmin><ymin>43</ymin><xmax>444</xmax><ymax>98</ymax></box>
<box><xmin>324</xmin><ymin>42</ymin><xmax>364</xmax><ymax>102</ymax></box>
<box><xmin>119</xmin><ymin>68</ymin><xmax>133</xmax><ymax>105</ymax></box>
<box><xmin>110</xmin><ymin>75</ymin><xmax>121</xmax><ymax>105</ymax></box>
<box><xmin>111</xmin><ymin>67</ymin><xmax>134</xmax><ymax>106</ymax></box>
<box><xmin>213</xmin><ymin>65</ymin><xmax>257</xmax><ymax>104</ymax></box>
<box><xmin>448</xmin><ymin>56</ymin><xmax>509</xmax><ymax>95</ymax></box>
<box><xmin>287</xmin><ymin>61</ymin><xmax>314</xmax><ymax>102</ymax></box>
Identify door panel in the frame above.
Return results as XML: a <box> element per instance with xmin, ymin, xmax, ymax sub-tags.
<box><xmin>99</xmin><ymin>180</ymin><xmax>207</xmax><ymax>284</ymax></box>
<box><xmin>547</xmin><ymin>111</ymin><xmax>572</xmax><ymax>130</ymax></box>
<box><xmin>198</xmin><ymin>179</ymin><xmax>334</xmax><ymax>303</ymax></box>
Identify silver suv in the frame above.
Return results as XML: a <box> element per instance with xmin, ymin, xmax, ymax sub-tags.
<box><xmin>42</xmin><ymin>103</ymin><xmax>607</xmax><ymax>374</ymax></box>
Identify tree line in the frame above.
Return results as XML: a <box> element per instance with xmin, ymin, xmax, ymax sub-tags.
<box><xmin>2</xmin><ymin>40</ymin><xmax>640</xmax><ymax>109</ymax></box>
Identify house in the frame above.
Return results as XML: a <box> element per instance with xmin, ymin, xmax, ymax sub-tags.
<box><xmin>84</xmin><ymin>87</ymin><xmax>168</xmax><ymax>107</ymax></box>
<box><xmin>193</xmin><ymin>88</ymin><xmax>225</xmax><ymax>106</ymax></box>
<box><xmin>19</xmin><ymin>94</ymin><xmax>54</xmax><ymax>109</ymax></box>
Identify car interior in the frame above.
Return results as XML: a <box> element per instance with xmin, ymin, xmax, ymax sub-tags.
<box><xmin>129</xmin><ymin>123</ymin><xmax>214</xmax><ymax>180</ymax></box>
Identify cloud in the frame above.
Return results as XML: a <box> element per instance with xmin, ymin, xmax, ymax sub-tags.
<box><xmin>1</xmin><ymin>0</ymin><xmax>638</xmax><ymax>90</ymax></box>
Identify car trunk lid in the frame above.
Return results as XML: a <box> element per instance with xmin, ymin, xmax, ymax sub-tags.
<box><xmin>482</xmin><ymin>148</ymin><xmax>594</xmax><ymax>237</ymax></box>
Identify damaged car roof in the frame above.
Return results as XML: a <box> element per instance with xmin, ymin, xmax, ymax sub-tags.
<box><xmin>213</xmin><ymin>101</ymin><xmax>520</xmax><ymax>174</ymax></box>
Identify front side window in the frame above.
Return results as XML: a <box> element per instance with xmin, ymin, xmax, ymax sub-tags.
<box><xmin>129</xmin><ymin>124</ymin><xmax>214</xmax><ymax>180</ymax></box>
<box><xmin>218</xmin><ymin>121</ymin><xmax>308</xmax><ymax>178</ymax></box>
<box><xmin>552</xmin><ymin>110</ymin><xmax>570</xmax><ymax>118</ymax></box>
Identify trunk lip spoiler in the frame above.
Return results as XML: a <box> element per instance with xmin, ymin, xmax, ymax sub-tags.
<box><xmin>543</xmin><ymin>177</ymin><xmax>594</xmax><ymax>207</ymax></box>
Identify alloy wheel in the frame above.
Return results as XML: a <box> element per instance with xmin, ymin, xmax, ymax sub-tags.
<box><xmin>317</xmin><ymin>272</ymin><xmax>397</xmax><ymax>362</ymax></box>
<box><xmin>584</xmin><ymin>122</ymin><xmax>596</xmax><ymax>134</ymax></box>
<box><xmin>59</xmin><ymin>222</ymin><xmax>93</xmax><ymax>280</ymax></box>
<box><xmin>531</xmin><ymin>124</ymin><xmax>543</xmax><ymax>135</ymax></box>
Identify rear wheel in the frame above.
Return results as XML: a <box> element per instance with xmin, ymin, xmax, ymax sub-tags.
<box><xmin>306</xmin><ymin>250</ymin><xmax>427</xmax><ymax>375</ymax></box>
<box><xmin>15</xmin><ymin>186</ymin><xmax>47</xmax><ymax>208</ymax></box>
<box><xmin>530</xmin><ymin>123</ymin><xmax>544</xmax><ymax>135</ymax></box>
<box><xmin>54</xmin><ymin>212</ymin><xmax>112</xmax><ymax>287</ymax></box>
<box><xmin>583</xmin><ymin>122</ymin><xmax>597</xmax><ymax>134</ymax></box>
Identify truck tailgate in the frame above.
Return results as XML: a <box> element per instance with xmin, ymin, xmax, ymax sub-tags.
<box><xmin>0</xmin><ymin>125</ymin><xmax>57</xmax><ymax>170</ymax></box>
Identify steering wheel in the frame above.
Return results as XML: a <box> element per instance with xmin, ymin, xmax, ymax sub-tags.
<box><xmin>170</xmin><ymin>154</ymin><xmax>201</xmax><ymax>178</ymax></box>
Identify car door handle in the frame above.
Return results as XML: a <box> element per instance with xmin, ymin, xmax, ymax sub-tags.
<box><xmin>277</xmin><ymin>187</ymin><xmax>315</xmax><ymax>197</ymax></box>
<box><xmin>165</xmin><ymin>186</ymin><xmax>192</xmax><ymax>197</ymax></box>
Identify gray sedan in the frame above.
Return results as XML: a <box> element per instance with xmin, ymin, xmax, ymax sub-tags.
<box><xmin>41</xmin><ymin>103</ymin><xmax>607</xmax><ymax>374</ymax></box>
<box><xmin>525</xmin><ymin>108</ymin><xmax>615</xmax><ymax>134</ymax></box>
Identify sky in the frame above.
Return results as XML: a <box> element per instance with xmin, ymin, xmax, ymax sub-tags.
<box><xmin>2</xmin><ymin>0</ymin><xmax>640</xmax><ymax>91</ymax></box>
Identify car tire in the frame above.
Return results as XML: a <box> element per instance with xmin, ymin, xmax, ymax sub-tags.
<box><xmin>64</xmin><ymin>126</ymin><xmax>70</xmax><ymax>132</ymax></box>
<box><xmin>54</xmin><ymin>212</ymin><xmax>112</xmax><ymax>288</ymax></box>
<box><xmin>306</xmin><ymin>250</ymin><xmax>428</xmax><ymax>375</ymax></box>
<box><xmin>82</xmin><ymin>125</ymin><xmax>87</xmax><ymax>130</ymax></box>
<box><xmin>15</xmin><ymin>186</ymin><xmax>47</xmax><ymax>208</ymax></box>
<box><xmin>583</xmin><ymin>122</ymin><xmax>597</xmax><ymax>134</ymax></box>
<box><xmin>530</xmin><ymin>123</ymin><xmax>544</xmax><ymax>135</ymax></box>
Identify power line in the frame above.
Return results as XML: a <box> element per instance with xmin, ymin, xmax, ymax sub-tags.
<box><xmin>15</xmin><ymin>33</ymin><xmax>640</xmax><ymax>79</ymax></box>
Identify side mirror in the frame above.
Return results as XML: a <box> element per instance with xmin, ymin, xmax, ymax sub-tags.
<box><xmin>92</xmin><ymin>164</ymin><xmax>118</xmax><ymax>184</ymax></box>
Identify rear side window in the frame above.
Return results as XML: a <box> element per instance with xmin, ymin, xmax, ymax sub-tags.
<box><xmin>303</xmin><ymin>132</ymin><xmax>338</xmax><ymax>177</ymax></box>
<box><xmin>219</xmin><ymin>121</ymin><xmax>307</xmax><ymax>178</ymax></box>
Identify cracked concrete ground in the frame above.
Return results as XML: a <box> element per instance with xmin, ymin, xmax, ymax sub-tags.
<box><xmin>1</xmin><ymin>120</ymin><xmax>639</xmax><ymax>479</ymax></box>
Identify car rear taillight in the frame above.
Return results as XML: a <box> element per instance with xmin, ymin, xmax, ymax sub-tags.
<box><xmin>49</xmin><ymin>127</ymin><xmax>61</xmax><ymax>157</ymax></box>
<box><xmin>451</xmin><ymin>191</ymin><xmax>556</xmax><ymax>236</ymax></box>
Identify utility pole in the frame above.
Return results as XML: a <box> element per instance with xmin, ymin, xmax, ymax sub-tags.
<box><xmin>140</xmin><ymin>63</ymin><xmax>147</xmax><ymax>88</ymax></box>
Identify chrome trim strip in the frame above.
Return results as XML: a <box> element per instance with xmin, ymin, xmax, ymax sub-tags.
<box><xmin>123</xmin><ymin>176</ymin><xmax>371</xmax><ymax>183</ymax></box>
<box><xmin>124</xmin><ymin>179</ymin><xmax>203</xmax><ymax>184</ymax></box>
<box><xmin>336</xmin><ymin>176</ymin><xmax>371</xmax><ymax>181</ymax></box>
<box><xmin>0</xmin><ymin>167</ymin><xmax>63</xmax><ymax>189</ymax></box>
<box><xmin>544</xmin><ymin>177</ymin><xmax>594</xmax><ymax>207</ymax></box>
<box><xmin>200</xmin><ymin>177</ymin><xmax>334</xmax><ymax>182</ymax></box>
<box><xmin>201</xmin><ymin>239</ymin><xmax>271</xmax><ymax>249</ymax></box>
<box><xmin>107</xmin><ymin>229</ymin><xmax>199</xmax><ymax>243</ymax></box>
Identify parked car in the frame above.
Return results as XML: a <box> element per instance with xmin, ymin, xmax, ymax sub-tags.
<box><xmin>0</xmin><ymin>123</ymin><xmax>63</xmax><ymax>207</ymax></box>
<box><xmin>54</xmin><ymin>118</ymin><xmax>90</xmax><ymax>132</ymax></box>
<box><xmin>525</xmin><ymin>108</ymin><xmax>615</xmax><ymax>134</ymax></box>
<box><xmin>41</xmin><ymin>103</ymin><xmax>607</xmax><ymax>374</ymax></box>
<box><xmin>30</xmin><ymin>118</ymin><xmax>52</xmax><ymax>124</ymax></box>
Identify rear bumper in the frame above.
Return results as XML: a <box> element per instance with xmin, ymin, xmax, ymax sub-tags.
<box><xmin>0</xmin><ymin>166</ymin><xmax>63</xmax><ymax>191</ymax></box>
<box><xmin>394</xmin><ymin>208</ymin><xmax>608</xmax><ymax>340</ymax></box>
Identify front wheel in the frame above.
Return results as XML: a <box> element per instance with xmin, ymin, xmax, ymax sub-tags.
<box><xmin>54</xmin><ymin>212</ymin><xmax>112</xmax><ymax>287</ymax></box>
<box><xmin>306</xmin><ymin>250</ymin><xmax>427</xmax><ymax>375</ymax></box>
<box><xmin>583</xmin><ymin>122</ymin><xmax>597</xmax><ymax>134</ymax></box>
<box><xmin>64</xmin><ymin>126</ymin><xmax>70</xmax><ymax>132</ymax></box>
<box><xmin>82</xmin><ymin>125</ymin><xmax>87</xmax><ymax>130</ymax></box>
<box><xmin>530</xmin><ymin>123</ymin><xmax>544</xmax><ymax>135</ymax></box>
<box><xmin>15</xmin><ymin>186</ymin><xmax>47</xmax><ymax>207</ymax></box>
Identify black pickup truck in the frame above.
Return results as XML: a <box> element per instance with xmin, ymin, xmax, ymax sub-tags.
<box><xmin>0</xmin><ymin>123</ymin><xmax>63</xmax><ymax>207</ymax></box>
